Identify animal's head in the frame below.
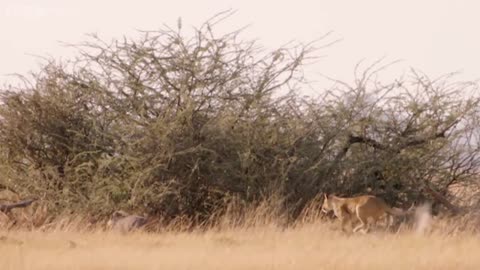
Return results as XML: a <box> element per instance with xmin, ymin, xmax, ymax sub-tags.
<box><xmin>321</xmin><ymin>193</ymin><xmax>333</xmax><ymax>214</ymax></box>
<box><xmin>112</xmin><ymin>210</ymin><xmax>129</xmax><ymax>219</ymax></box>
<box><xmin>107</xmin><ymin>210</ymin><xmax>130</xmax><ymax>228</ymax></box>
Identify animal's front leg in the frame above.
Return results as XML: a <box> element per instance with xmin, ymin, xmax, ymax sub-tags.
<box><xmin>340</xmin><ymin>217</ymin><xmax>349</xmax><ymax>232</ymax></box>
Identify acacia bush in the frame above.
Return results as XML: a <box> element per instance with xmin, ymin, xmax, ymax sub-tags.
<box><xmin>0</xmin><ymin>14</ymin><xmax>479</xmax><ymax>225</ymax></box>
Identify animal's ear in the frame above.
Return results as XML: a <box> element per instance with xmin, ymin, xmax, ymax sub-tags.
<box><xmin>323</xmin><ymin>193</ymin><xmax>328</xmax><ymax>199</ymax></box>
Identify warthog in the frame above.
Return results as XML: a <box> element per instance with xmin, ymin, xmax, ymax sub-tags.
<box><xmin>107</xmin><ymin>210</ymin><xmax>148</xmax><ymax>233</ymax></box>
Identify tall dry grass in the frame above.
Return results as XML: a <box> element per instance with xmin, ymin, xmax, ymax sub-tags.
<box><xmin>2</xmin><ymin>201</ymin><xmax>480</xmax><ymax>270</ymax></box>
<box><xmin>2</xmin><ymin>222</ymin><xmax>480</xmax><ymax>270</ymax></box>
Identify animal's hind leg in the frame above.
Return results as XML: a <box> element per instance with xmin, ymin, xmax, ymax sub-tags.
<box><xmin>353</xmin><ymin>219</ymin><xmax>368</xmax><ymax>234</ymax></box>
<box><xmin>353</xmin><ymin>207</ymin><xmax>369</xmax><ymax>234</ymax></box>
<box><xmin>340</xmin><ymin>217</ymin><xmax>349</xmax><ymax>233</ymax></box>
<box><xmin>371</xmin><ymin>218</ymin><xmax>378</xmax><ymax>231</ymax></box>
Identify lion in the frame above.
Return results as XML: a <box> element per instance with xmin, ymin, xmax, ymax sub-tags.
<box><xmin>321</xmin><ymin>193</ymin><xmax>410</xmax><ymax>234</ymax></box>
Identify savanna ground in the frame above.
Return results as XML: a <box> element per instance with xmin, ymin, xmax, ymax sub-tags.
<box><xmin>2</xmin><ymin>219</ymin><xmax>480</xmax><ymax>270</ymax></box>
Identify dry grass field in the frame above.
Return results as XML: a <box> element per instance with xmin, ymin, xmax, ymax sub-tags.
<box><xmin>1</xmin><ymin>220</ymin><xmax>480</xmax><ymax>270</ymax></box>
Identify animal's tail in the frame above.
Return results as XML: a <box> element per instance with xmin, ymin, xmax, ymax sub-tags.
<box><xmin>384</xmin><ymin>204</ymin><xmax>408</xmax><ymax>216</ymax></box>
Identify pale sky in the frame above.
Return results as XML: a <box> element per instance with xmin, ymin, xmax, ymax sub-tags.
<box><xmin>1</xmin><ymin>0</ymin><xmax>479</xmax><ymax>94</ymax></box>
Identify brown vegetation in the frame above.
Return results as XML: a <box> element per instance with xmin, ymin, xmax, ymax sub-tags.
<box><xmin>1</xmin><ymin>208</ymin><xmax>480</xmax><ymax>270</ymax></box>
<box><xmin>0</xmin><ymin>12</ymin><xmax>479</xmax><ymax>230</ymax></box>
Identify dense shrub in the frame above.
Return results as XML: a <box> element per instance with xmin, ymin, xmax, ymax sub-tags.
<box><xmin>1</xmin><ymin>14</ymin><xmax>479</xmax><ymax>224</ymax></box>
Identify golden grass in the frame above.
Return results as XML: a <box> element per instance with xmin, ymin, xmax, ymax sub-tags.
<box><xmin>2</xmin><ymin>221</ymin><xmax>480</xmax><ymax>270</ymax></box>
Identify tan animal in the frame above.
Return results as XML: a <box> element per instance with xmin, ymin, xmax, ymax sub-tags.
<box><xmin>107</xmin><ymin>210</ymin><xmax>148</xmax><ymax>233</ymax></box>
<box><xmin>321</xmin><ymin>193</ymin><xmax>409</xmax><ymax>234</ymax></box>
